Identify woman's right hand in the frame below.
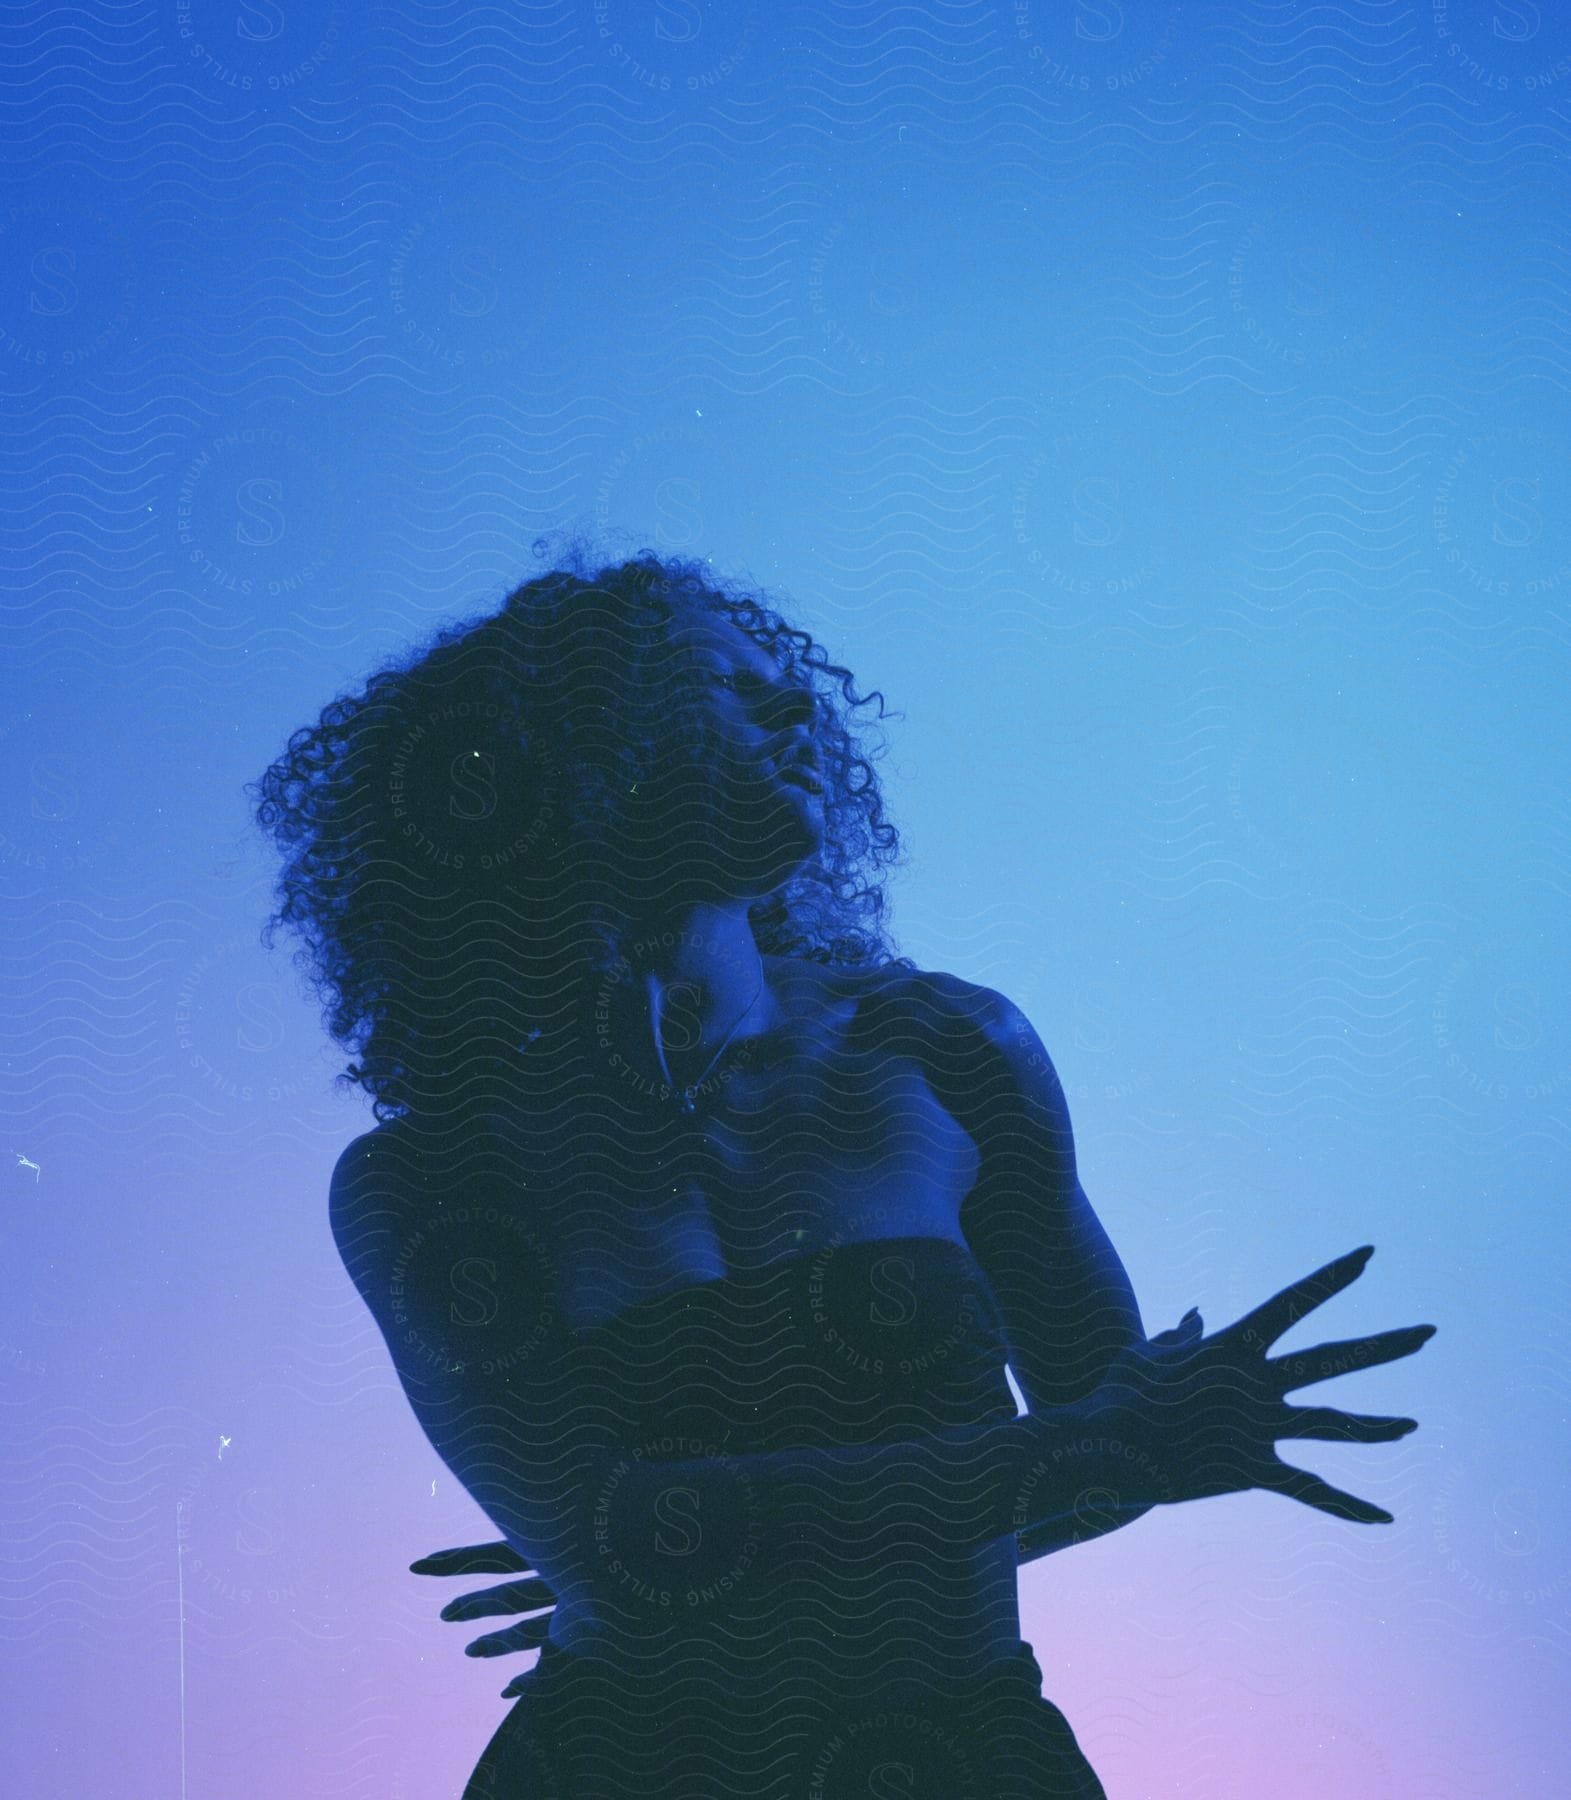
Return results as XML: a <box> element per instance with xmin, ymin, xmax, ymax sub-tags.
<box><xmin>410</xmin><ymin>1542</ymin><xmax>558</xmax><ymax>1696</ymax></box>
<box><xmin>1094</xmin><ymin>1245</ymin><xmax>1435</xmax><ymax>1524</ymax></box>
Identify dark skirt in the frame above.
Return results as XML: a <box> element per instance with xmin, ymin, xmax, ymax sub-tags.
<box><xmin>462</xmin><ymin>1636</ymin><xmax>1107</xmax><ymax>1800</ymax></box>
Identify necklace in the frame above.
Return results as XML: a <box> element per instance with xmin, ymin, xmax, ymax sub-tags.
<box><xmin>650</xmin><ymin>972</ymin><xmax>765</xmax><ymax>1114</ymax></box>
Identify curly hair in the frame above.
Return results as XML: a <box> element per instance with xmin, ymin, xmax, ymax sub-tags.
<box><xmin>248</xmin><ymin>541</ymin><xmax>914</xmax><ymax>1123</ymax></box>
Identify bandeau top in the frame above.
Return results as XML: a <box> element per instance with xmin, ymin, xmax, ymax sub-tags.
<box><xmin>556</xmin><ymin>1233</ymin><xmax>1019</xmax><ymax>1456</ymax></box>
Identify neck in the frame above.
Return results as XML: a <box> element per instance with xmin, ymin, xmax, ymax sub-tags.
<box><xmin>619</xmin><ymin>892</ymin><xmax>759</xmax><ymax>1008</ymax></box>
<box><xmin>615</xmin><ymin>899</ymin><xmax>768</xmax><ymax>1053</ymax></box>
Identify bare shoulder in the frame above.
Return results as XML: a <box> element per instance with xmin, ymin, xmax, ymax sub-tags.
<box><xmin>329</xmin><ymin>1119</ymin><xmax>559</xmax><ymax>1376</ymax></box>
<box><xmin>838</xmin><ymin>961</ymin><xmax>1051</xmax><ymax>1064</ymax></box>
<box><xmin>837</xmin><ymin>962</ymin><xmax>1075</xmax><ymax>1141</ymax></box>
<box><xmin>329</xmin><ymin>1126</ymin><xmax>397</xmax><ymax>1250</ymax></box>
<box><xmin>890</xmin><ymin>965</ymin><xmax>1017</xmax><ymax>1032</ymax></box>
<box><xmin>330</xmin><ymin>1117</ymin><xmax>417</xmax><ymax>1193</ymax></box>
<box><xmin>327</xmin><ymin>1121</ymin><xmax>438</xmax><ymax>1278</ymax></box>
<box><xmin>770</xmin><ymin>954</ymin><xmax>1000</xmax><ymax>1020</ymax></box>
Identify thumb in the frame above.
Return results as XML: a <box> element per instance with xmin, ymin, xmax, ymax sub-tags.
<box><xmin>1150</xmin><ymin>1308</ymin><xmax>1204</xmax><ymax>1348</ymax></box>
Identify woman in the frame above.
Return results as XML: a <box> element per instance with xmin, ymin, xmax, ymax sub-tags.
<box><xmin>253</xmin><ymin>546</ymin><xmax>1433</xmax><ymax>1797</ymax></box>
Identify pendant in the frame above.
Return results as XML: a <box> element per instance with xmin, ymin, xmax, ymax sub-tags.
<box><xmin>680</xmin><ymin>1090</ymin><xmax>698</xmax><ymax>1114</ymax></box>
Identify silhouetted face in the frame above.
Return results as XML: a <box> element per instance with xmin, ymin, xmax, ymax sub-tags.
<box><xmin>640</xmin><ymin>610</ymin><xmax>826</xmax><ymax>902</ymax></box>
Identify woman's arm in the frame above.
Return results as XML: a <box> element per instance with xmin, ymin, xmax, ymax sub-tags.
<box><xmin>570</xmin><ymin>1241</ymin><xmax>1428</xmax><ymax>1583</ymax></box>
<box><xmin>576</xmin><ymin>1401</ymin><xmax>1132</xmax><ymax>1577</ymax></box>
<box><xmin>897</xmin><ymin>970</ymin><xmax>1149</xmax><ymax>1413</ymax></box>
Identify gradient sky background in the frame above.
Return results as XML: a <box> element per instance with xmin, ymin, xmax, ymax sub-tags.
<box><xmin>3</xmin><ymin>3</ymin><xmax>1569</xmax><ymax>1797</ymax></box>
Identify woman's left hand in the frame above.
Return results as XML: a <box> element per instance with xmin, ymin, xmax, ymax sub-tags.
<box><xmin>410</xmin><ymin>1542</ymin><xmax>558</xmax><ymax>1697</ymax></box>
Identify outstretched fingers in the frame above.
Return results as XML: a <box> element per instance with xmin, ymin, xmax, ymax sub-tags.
<box><xmin>1257</xmin><ymin>1458</ymin><xmax>1394</xmax><ymax>1525</ymax></box>
<box><xmin>1271</xmin><ymin>1324</ymin><xmax>1436</xmax><ymax>1393</ymax></box>
<box><xmin>1280</xmin><ymin>1406</ymin><xmax>1418</xmax><ymax>1444</ymax></box>
<box><xmin>440</xmin><ymin>1576</ymin><xmax>557</xmax><ymax>1622</ymax></box>
<box><xmin>410</xmin><ymin>1541</ymin><xmax>534</xmax><ymax>1579</ymax></box>
<box><xmin>1225</xmin><ymin>1246</ymin><xmax>1375</xmax><ymax>1352</ymax></box>
<box><xmin>464</xmin><ymin>1614</ymin><xmax>555</xmax><ymax>1660</ymax></box>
